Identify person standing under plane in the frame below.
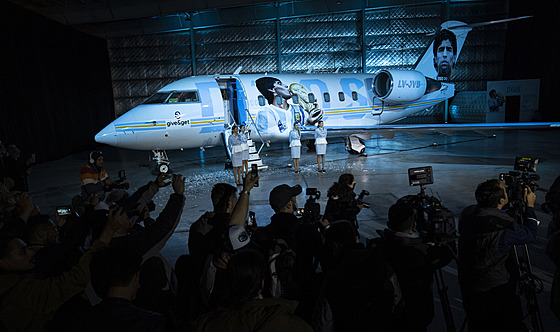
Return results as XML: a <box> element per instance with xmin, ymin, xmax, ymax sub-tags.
<box><xmin>315</xmin><ymin>121</ymin><xmax>327</xmax><ymax>173</ymax></box>
<box><xmin>289</xmin><ymin>123</ymin><xmax>301</xmax><ymax>173</ymax></box>
<box><xmin>240</xmin><ymin>124</ymin><xmax>250</xmax><ymax>177</ymax></box>
<box><xmin>228</xmin><ymin>126</ymin><xmax>243</xmax><ymax>186</ymax></box>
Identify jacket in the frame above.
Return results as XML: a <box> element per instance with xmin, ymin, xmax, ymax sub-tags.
<box><xmin>0</xmin><ymin>239</ymin><xmax>107</xmax><ymax>332</ymax></box>
<box><xmin>458</xmin><ymin>205</ymin><xmax>538</xmax><ymax>293</ymax></box>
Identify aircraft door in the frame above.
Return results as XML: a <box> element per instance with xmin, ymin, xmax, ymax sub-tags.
<box><xmin>365</xmin><ymin>78</ymin><xmax>382</xmax><ymax>115</ymax></box>
<box><xmin>218</xmin><ymin>79</ymin><xmax>248</xmax><ymax>126</ymax></box>
<box><xmin>232</xmin><ymin>80</ymin><xmax>248</xmax><ymax>126</ymax></box>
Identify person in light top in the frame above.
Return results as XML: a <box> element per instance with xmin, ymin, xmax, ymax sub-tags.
<box><xmin>240</xmin><ymin>124</ymin><xmax>250</xmax><ymax>176</ymax></box>
<box><xmin>289</xmin><ymin>123</ymin><xmax>301</xmax><ymax>173</ymax></box>
<box><xmin>314</xmin><ymin>121</ymin><xmax>327</xmax><ymax>172</ymax></box>
<box><xmin>228</xmin><ymin>126</ymin><xmax>243</xmax><ymax>185</ymax></box>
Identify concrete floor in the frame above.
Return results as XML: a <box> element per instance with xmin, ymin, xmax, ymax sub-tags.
<box><xmin>28</xmin><ymin>129</ymin><xmax>560</xmax><ymax>331</ymax></box>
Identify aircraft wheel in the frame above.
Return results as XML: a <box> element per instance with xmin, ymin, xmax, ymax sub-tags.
<box><xmin>159</xmin><ymin>164</ymin><xmax>169</xmax><ymax>174</ymax></box>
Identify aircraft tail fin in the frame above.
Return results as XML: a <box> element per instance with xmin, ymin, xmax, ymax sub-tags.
<box><xmin>414</xmin><ymin>21</ymin><xmax>471</xmax><ymax>80</ymax></box>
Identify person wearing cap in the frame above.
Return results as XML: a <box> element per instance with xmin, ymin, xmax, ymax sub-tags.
<box><xmin>200</xmin><ymin>224</ymin><xmax>254</xmax><ymax>309</ymax></box>
<box><xmin>252</xmin><ymin>184</ymin><xmax>326</xmax><ymax>317</ymax></box>
<box><xmin>376</xmin><ymin>201</ymin><xmax>454</xmax><ymax>332</ymax></box>
<box><xmin>80</xmin><ymin>151</ymin><xmax>114</xmax><ymax>202</ymax></box>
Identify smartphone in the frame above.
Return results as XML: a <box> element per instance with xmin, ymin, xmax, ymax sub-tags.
<box><xmin>56</xmin><ymin>205</ymin><xmax>73</xmax><ymax>216</ymax></box>
<box><xmin>248</xmin><ymin>211</ymin><xmax>256</xmax><ymax>227</ymax></box>
<box><xmin>251</xmin><ymin>164</ymin><xmax>259</xmax><ymax>187</ymax></box>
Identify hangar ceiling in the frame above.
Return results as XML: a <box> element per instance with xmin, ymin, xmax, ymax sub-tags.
<box><xmin>8</xmin><ymin>0</ymin><xmax>512</xmax><ymax>121</ymax></box>
<box><xmin>10</xmin><ymin>0</ymin><xmax>451</xmax><ymax>38</ymax></box>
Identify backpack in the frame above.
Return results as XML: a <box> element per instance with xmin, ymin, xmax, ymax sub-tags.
<box><xmin>315</xmin><ymin>244</ymin><xmax>403</xmax><ymax>331</ymax></box>
<box><xmin>267</xmin><ymin>237</ymin><xmax>298</xmax><ymax>298</ymax></box>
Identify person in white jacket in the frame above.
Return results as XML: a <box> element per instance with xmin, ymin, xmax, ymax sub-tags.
<box><xmin>315</xmin><ymin>121</ymin><xmax>327</xmax><ymax>172</ymax></box>
<box><xmin>289</xmin><ymin>123</ymin><xmax>301</xmax><ymax>173</ymax></box>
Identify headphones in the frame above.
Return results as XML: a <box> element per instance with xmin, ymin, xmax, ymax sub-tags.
<box><xmin>89</xmin><ymin>151</ymin><xmax>102</xmax><ymax>164</ymax></box>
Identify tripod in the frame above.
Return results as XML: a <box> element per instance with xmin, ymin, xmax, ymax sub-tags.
<box><xmin>509</xmin><ymin>202</ymin><xmax>545</xmax><ymax>332</ymax></box>
<box><xmin>434</xmin><ymin>267</ymin><xmax>456</xmax><ymax>332</ymax></box>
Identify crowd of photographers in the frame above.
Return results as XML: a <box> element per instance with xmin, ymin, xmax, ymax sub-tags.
<box><xmin>1</xmin><ymin>145</ymin><xmax>559</xmax><ymax>331</ymax></box>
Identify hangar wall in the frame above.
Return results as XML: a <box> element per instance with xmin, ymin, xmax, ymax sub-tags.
<box><xmin>107</xmin><ymin>0</ymin><xmax>509</xmax><ymax>117</ymax></box>
<box><xmin>0</xmin><ymin>1</ymin><xmax>114</xmax><ymax>162</ymax></box>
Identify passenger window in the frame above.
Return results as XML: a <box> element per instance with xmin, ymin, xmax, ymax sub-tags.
<box><xmin>323</xmin><ymin>93</ymin><xmax>330</xmax><ymax>103</ymax></box>
<box><xmin>292</xmin><ymin>95</ymin><xmax>299</xmax><ymax>104</ymax></box>
<box><xmin>352</xmin><ymin>91</ymin><xmax>358</xmax><ymax>101</ymax></box>
<box><xmin>338</xmin><ymin>92</ymin><xmax>345</xmax><ymax>101</ymax></box>
<box><xmin>258</xmin><ymin>95</ymin><xmax>266</xmax><ymax>107</ymax></box>
<box><xmin>308</xmin><ymin>93</ymin><xmax>315</xmax><ymax>104</ymax></box>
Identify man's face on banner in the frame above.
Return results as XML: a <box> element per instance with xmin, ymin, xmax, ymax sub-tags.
<box><xmin>434</xmin><ymin>39</ymin><xmax>455</xmax><ymax>79</ymax></box>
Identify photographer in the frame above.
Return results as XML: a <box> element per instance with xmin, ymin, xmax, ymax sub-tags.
<box><xmin>458</xmin><ymin>179</ymin><xmax>538</xmax><ymax>331</ymax></box>
<box><xmin>80</xmin><ymin>151</ymin><xmax>114</xmax><ymax>203</ymax></box>
<box><xmin>323</xmin><ymin>174</ymin><xmax>365</xmax><ymax>229</ymax></box>
<box><xmin>377</xmin><ymin>201</ymin><xmax>454</xmax><ymax>332</ymax></box>
<box><xmin>252</xmin><ymin>184</ymin><xmax>325</xmax><ymax>320</ymax></box>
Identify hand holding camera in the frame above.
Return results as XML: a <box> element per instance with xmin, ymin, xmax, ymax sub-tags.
<box><xmin>172</xmin><ymin>174</ymin><xmax>185</xmax><ymax>194</ymax></box>
<box><xmin>524</xmin><ymin>186</ymin><xmax>536</xmax><ymax>208</ymax></box>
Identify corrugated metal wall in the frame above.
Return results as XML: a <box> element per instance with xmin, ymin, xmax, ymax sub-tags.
<box><xmin>107</xmin><ymin>0</ymin><xmax>509</xmax><ymax>117</ymax></box>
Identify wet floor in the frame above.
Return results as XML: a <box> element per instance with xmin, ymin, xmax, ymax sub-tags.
<box><xmin>27</xmin><ymin>129</ymin><xmax>560</xmax><ymax>330</ymax></box>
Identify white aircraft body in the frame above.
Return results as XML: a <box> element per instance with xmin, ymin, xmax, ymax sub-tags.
<box><xmin>95</xmin><ymin>19</ymin><xmax>558</xmax><ymax>169</ymax></box>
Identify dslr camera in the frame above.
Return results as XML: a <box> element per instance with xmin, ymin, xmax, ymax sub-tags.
<box><xmin>357</xmin><ymin>190</ymin><xmax>371</xmax><ymax>209</ymax></box>
<box><xmin>299</xmin><ymin>188</ymin><xmax>322</xmax><ymax>224</ymax></box>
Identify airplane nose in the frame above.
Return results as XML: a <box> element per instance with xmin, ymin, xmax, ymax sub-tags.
<box><xmin>95</xmin><ymin>123</ymin><xmax>117</xmax><ymax>146</ymax></box>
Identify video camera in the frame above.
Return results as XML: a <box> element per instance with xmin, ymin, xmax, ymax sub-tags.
<box><xmin>357</xmin><ymin>190</ymin><xmax>371</xmax><ymax>209</ymax></box>
<box><xmin>400</xmin><ymin>166</ymin><xmax>457</xmax><ymax>241</ymax></box>
<box><xmin>298</xmin><ymin>188</ymin><xmax>322</xmax><ymax>224</ymax></box>
<box><xmin>500</xmin><ymin>157</ymin><xmax>540</xmax><ymax>205</ymax></box>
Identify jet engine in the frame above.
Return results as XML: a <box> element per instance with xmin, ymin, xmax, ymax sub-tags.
<box><xmin>373</xmin><ymin>69</ymin><xmax>427</xmax><ymax>103</ymax></box>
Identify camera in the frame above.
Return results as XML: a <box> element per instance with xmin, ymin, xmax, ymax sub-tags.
<box><xmin>403</xmin><ymin>166</ymin><xmax>457</xmax><ymax>240</ymax></box>
<box><xmin>105</xmin><ymin>169</ymin><xmax>130</xmax><ymax>191</ymax></box>
<box><xmin>357</xmin><ymin>190</ymin><xmax>370</xmax><ymax>209</ymax></box>
<box><xmin>247</xmin><ymin>211</ymin><xmax>258</xmax><ymax>234</ymax></box>
<box><xmin>500</xmin><ymin>157</ymin><xmax>540</xmax><ymax>204</ymax></box>
<box><xmin>56</xmin><ymin>205</ymin><xmax>73</xmax><ymax>216</ymax></box>
<box><xmin>300</xmin><ymin>188</ymin><xmax>322</xmax><ymax>224</ymax></box>
<box><xmin>251</xmin><ymin>164</ymin><xmax>259</xmax><ymax>187</ymax></box>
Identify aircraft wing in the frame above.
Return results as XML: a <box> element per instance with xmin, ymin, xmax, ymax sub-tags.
<box><xmin>300</xmin><ymin>122</ymin><xmax>560</xmax><ymax>140</ymax></box>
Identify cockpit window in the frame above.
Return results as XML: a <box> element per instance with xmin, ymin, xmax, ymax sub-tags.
<box><xmin>168</xmin><ymin>91</ymin><xmax>199</xmax><ymax>103</ymax></box>
<box><xmin>143</xmin><ymin>93</ymin><xmax>171</xmax><ymax>104</ymax></box>
<box><xmin>142</xmin><ymin>91</ymin><xmax>200</xmax><ymax>104</ymax></box>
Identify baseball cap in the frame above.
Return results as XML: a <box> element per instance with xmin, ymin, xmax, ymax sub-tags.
<box><xmin>226</xmin><ymin>225</ymin><xmax>251</xmax><ymax>251</ymax></box>
<box><xmin>269</xmin><ymin>184</ymin><xmax>302</xmax><ymax>212</ymax></box>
